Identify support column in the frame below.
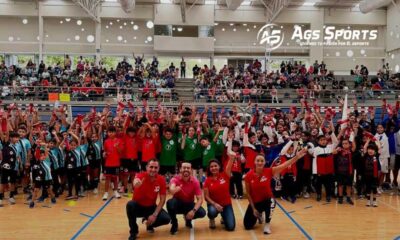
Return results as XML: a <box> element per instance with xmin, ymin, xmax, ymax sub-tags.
<box><xmin>38</xmin><ymin>2</ymin><xmax>44</xmax><ymax>62</ymax></box>
<box><xmin>309</xmin><ymin>9</ymin><xmax>324</xmax><ymax>63</ymax></box>
<box><xmin>210</xmin><ymin>54</ymin><xmax>214</xmax><ymax>67</ymax></box>
<box><xmin>95</xmin><ymin>20</ymin><xmax>101</xmax><ymax>65</ymax></box>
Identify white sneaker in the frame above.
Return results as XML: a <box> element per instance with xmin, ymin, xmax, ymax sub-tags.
<box><xmin>373</xmin><ymin>200</ymin><xmax>378</xmax><ymax>207</ymax></box>
<box><xmin>9</xmin><ymin>197</ymin><xmax>16</xmax><ymax>205</ymax></box>
<box><xmin>366</xmin><ymin>200</ymin><xmax>371</xmax><ymax>207</ymax></box>
<box><xmin>114</xmin><ymin>190</ymin><xmax>121</xmax><ymax>199</ymax></box>
<box><xmin>377</xmin><ymin>187</ymin><xmax>383</xmax><ymax>194</ymax></box>
<box><xmin>209</xmin><ymin>219</ymin><xmax>216</xmax><ymax>229</ymax></box>
<box><xmin>102</xmin><ymin>192</ymin><xmax>109</xmax><ymax>201</ymax></box>
<box><xmin>93</xmin><ymin>188</ymin><xmax>98</xmax><ymax>194</ymax></box>
<box><xmin>0</xmin><ymin>199</ymin><xmax>3</xmax><ymax>207</ymax></box>
<box><xmin>263</xmin><ymin>223</ymin><xmax>272</xmax><ymax>234</ymax></box>
<box><xmin>303</xmin><ymin>192</ymin><xmax>310</xmax><ymax>199</ymax></box>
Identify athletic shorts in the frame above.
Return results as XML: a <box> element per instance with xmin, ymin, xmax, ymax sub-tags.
<box><xmin>57</xmin><ymin>167</ymin><xmax>66</xmax><ymax>177</ymax></box>
<box><xmin>103</xmin><ymin>167</ymin><xmax>120</xmax><ymax>176</ymax></box>
<box><xmin>34</xmin><ymin>180</ymin><xmax>52</xmax><ymax>189</ymax></box>
<box><xmin>336</xmin><ymin>174</ymin><xmax>353</xmax><ymax>186</ymax></box>
<box><xmin>395</xmin><ymin>155</ymin><xmax>400</xmax><ymax>170</ymax></box>
<box><xmin>159</xmin><ymin>165</ymin><xmax>176</xmax><ymax>175</ymax></box>
<box><xmin>121</xmin><ymin>159</ymin><xmax>140</xmax><ymax>173</ymax></box>
<box><xmin>379</xmin><ymin>157</ymin><xmax>389</xmax><ymax>174</ymax></box>
<box><xmin>89</xmin><ymin>159</ymin><xmax>101</xmax><ymax>169</ymax></box>
<box><xmin>0</xmin><ymin>169</ymin><xmax>17</xmax><ymax>184</ymax></box>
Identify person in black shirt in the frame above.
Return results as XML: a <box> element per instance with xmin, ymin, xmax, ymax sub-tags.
<box><xmin>0</xmin><ymin>131</ymin><xmax>20</xmax><ymax>207</ymax></box>
<box><xmin>180</xmin><ymin>57</ymin><xmax>186</xmax><ymax>78</ymax></box>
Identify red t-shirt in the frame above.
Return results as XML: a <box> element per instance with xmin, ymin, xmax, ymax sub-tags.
<box><xmin>204</xmin><ymin>172</ymin><xmax>231</xmax><ymax>207</ymax></box>
<box><xmin>103</xmin><ymin>137</ymin><xmax>123</xmax><ymax>167</ymax></box>
<box><xmin>133</xmin><ymin>172</ymin><xmax>166</xmax><ymax>207</ymax></box>
<box><xmin>123</xmin><ymin>134</ymin><xmax>138</xmax><ymax>159</ymax></box>
<box><xmin>280</xmin><ymin>155</ymin><xmax>297</xmax><ymax>176</ymax></box>
<box><xmin>170</xmin><ymin>175</ymin><xmax>202</xmax><ymax>203</ymax></box>
<box><xmin>140</xmin><ymin>137</ymin><xmax>157</xmax><ymax>162</ymax></box>
<box><xmin>244</xmin><ymin>168</ymin><xmax>273</xmax><ymax>203</ymax></box>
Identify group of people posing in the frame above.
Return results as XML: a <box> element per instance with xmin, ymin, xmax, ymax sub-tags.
<box><xmin>0</xmin><ymin>97</ymin><xmax>399</xmax><ymax>240</ymax></box>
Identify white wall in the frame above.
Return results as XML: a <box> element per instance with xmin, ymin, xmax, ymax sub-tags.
<box><xmin>386</xmin><ymin>0</ymin><xmax>400</xmax><ymax>52</ymax></box>
<box><xmin>154</xmin><ymin>4</ymin><xmax>214</xmax><ymax>25</ymax></box>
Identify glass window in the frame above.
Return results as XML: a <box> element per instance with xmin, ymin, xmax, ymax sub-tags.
<box><xmin>154</xmin><ymin>25</ymin><xmax>172</xmax><ymax>36</ymax></box>
<box><xmin>101</xmin><ymin>56</ymin><xmax>124</xmax><ymax>70</ymax></box>
<box><xmin>44</xmin><ymin>55</ymin><xmax>64</xmax><ymax>68</ymax></box>
<box><xmin>199</xmin><ymin>26</ymin><xmax>214</xmax><ymax>37</ymax></box>
<box><xmin>17</xmin><ymin>55</ymin><xmax>35</xmax><ymax>67</ymax></box>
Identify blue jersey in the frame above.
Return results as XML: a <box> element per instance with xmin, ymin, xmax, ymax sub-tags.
<box><xmin>78</xmin><ymin>145</ymin><xmax>89</xmax><ymax>167</ymax></box>
<box><xmin>41</xmin><ymin>158</ymin><xmax>53</xmax><ymax>181</ymax></box>
<box><xmin>16</xmin><ymin>138</ymin><xmax>31</xmax><ymax>165</ymax></box>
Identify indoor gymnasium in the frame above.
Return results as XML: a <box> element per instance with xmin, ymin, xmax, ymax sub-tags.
<box><xmin>0</xmin><ymin>0</ymin><xmax>400</xmax><ymax>239</ymax></box>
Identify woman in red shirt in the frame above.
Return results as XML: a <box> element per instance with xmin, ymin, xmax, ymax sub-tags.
<box><xmin>203</xmin><ymin>139</ymin><xmax>235</xmax><ymax>231</ymax></box>
<box><xmin>244</xmin><ymin>149</ymin><xmax>307</xmax><ymax>234</ymax></box>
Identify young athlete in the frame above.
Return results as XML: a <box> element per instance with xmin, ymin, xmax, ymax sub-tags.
<box><xmin>334</xmin><ymin>138</ymin><xmax>355</xmax><ymax>205</ymax></box>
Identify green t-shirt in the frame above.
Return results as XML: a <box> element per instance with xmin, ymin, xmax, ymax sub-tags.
<box><xmin>183</xmin><ymin>136</ymin><xmax>201</xmax><ymax>161</ymax></box>
<box><xmin>160</xmin><ymin>136</ymin><xmax>178</xmax><ymax>166</ymax></box>
<box><xmin>209</xmin><ymin>130</ymin><xmax>224</xmax><ymax>157</ymax></box>
<box><xmin>202</xmin><ymin>142</ymin><xmax>217</xmax><ymax>167</ymax></box>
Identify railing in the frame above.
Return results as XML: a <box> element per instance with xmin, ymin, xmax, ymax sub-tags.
<box><xmin>1</xmin><ymin>85</ymin><xmax>399</xmax><ymax>103</ymax></box>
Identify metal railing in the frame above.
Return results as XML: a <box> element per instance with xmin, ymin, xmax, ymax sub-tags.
<box><xmin>1</xmin><ymin>85</ymin><xmax>399</xmax><ymax>103</ymax></box>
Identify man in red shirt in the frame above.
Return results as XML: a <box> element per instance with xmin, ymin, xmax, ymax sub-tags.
<box><xmin>126</xmin><ymin>159</ymin><xmax>170</xmax><ymax>240</ymax></box>
<box><xmin>103</xmin><ymin>126</ymin><xmax>123</xmax><ymax>200</ymax></box>
<box><xmin>167</xmin><ymin>162</ymin><xmax>206</xmax><ymax>235</ymax></box>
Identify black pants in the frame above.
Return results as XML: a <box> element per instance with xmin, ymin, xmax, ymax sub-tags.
<box><xmin>230</xmin><ymin>172</ymin><xmax>243</xmax><ymax>196</ymax></box>
<box><xmin>315</xmin><ymin>174</ymin><xmax>334</xmax><ymax>198</ymax></box>
<box><xmin>126</xmin><ymin>201</ymin><xmax>171</xmax><ymax>236</ymax></box>
<box><xmin>66</xmin><ymin>169</ymin><xmax>80</xmax><ymax>196</ymax></box>
<box><xmin>181</xmin><ymin>68</ymin><xmax>186</xmax><ymax>78</ymax></box>
<box><xmin>282</xmin><ymin>174</ymin><xmax>296</xmax><ymax>199</ymax></box>
<box><xmin>166</xmin><ymin>198</ymin><xmax>206</xmax><ymax>225</ymax></box>
<box><xmin>244</xmin><ymin>198</ymin><xmax>275</xmax><ymax>230</ymax></box>
<box><xmin>296</xmin><ymin>168</ymin><xmax>312</xmax><ymax>194</ymax></box>
<box><xmin>356</xmin><ymin>170</ymin><xmax>365</xmax><ymax>196</ymax></box>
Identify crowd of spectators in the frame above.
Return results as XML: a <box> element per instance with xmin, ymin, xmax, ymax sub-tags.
<box><xmin>0</xmin><ymin>55</ymin><xmax>177</xmax><ymax>101</ymax></box>
<box><xmin>194</xmin><ymin>60</ymin><xmax>400</xmax><ymax>104</ymax></box>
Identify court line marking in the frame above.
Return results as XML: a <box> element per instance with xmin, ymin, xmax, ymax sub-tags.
<box><xmin>70</xmin><ymin>196</ymin><xmax>114</xmax><ymax>240</ymax></box>
<box><xmin>80</xmin><ymin>213</ymin><xmax>93</xmax><ymax>218</ymax></box>
<box><xmin>234</xmin><ymin>199</ymin><xmax>258</xmax><ymax>240</ymax></box>
<box><xmin>63</xmin><ymin>209</ymin><xmax>71</xmax><ymax>212</ymax></box>
<box><xmin>276</xmin><ymin>201</ymin><xmax>313</xmax><ymax>240</ymax></box>
<box><xmin>304</xmin><ymin>206</ymin><xmax>313</xmax><ymax>209</ymax></box>
<box><xmin>377</xmin><ymin>199</ymin><xmax>400</xmax><ymax>213</ymax></box>
<box><xmin>190</xmin><ymin>220</ymin><xmax>195</xmax><ymax>240</ymax></box>
<box><xmin>287</xmin><ymin>210</ymin><xmax>296</xmax><ymax>214</ymax></box>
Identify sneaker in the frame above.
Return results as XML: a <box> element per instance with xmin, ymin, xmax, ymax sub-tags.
<box><xmin>114</xmin><ymin>190</ymin><xmax>121</xmax><ymax>199</ymax></box>
<box><xmin>26</xmin><ymin>194</ymin><xmax>32</xmax><ymax>201</ymax></box>
<box><xmin>231</xmin><ymin>194</ymin><xmax>237</xmax><ymax>199</ymax></box>
<box><xmin>93</xmin><ymin>188</ymin><xmax>98</xmax><ymax>194</ymax></box>
<box><xmin>78</xmin><ymin>191</ymin><xmax>86</xmax><ymax>197</ymax></box>
<box><xmin>119</xmin><ymin>186</ymin><xmax>125</xmax><ymax>194</ymax></box>
<box><xmin>102</xmin><ymin>192</ymin><xmax>109</xmax><ymax>201</ymax></box>
<box><xmin>170</xmin><ymin>222</ymin><xmax>178</xmax><ymax>235</ymax></box>
<box><xmin>326</xmin><ymin>196</ymin><xmax>331</xmax><ymax>203</ymax></box>
<box><xmin>317</xmin><ymin>194</ymin><xmax>322</xmax><ymax>201</ymax></box>
<box><xmin>209</xmin><ymin>219</ymin><xmax>216</xmax><ymax>229</ymax></box>
<box><xmin>263</xmin><ymin>223</ymin><xmax>272</xmax><ymax>234</ymax></box>
<box><xmin>346</xmin><ymin>197</ymin><xmax>354</xmax><ymax>205</ymax></box>
<box><xmin>51</xmin><ymin>197</ymin><xmax>57</xmax><ymax>204</ymax></box>
<box><xmin>377</xmin><ymin>187</ymin><xmax>383</xmax><ymax>194</ymax></box>
<box><xmin>29</xmin><ymin>201</ymin><xmax>35</xmax><ymax>208</ymax></box>
<box><xmin>373</xmin><ymin>200</ymin><xmax>378</xmax><ymax>207</ymax></box>
<box><xmin>9</xmin><ymin>197</ymin><xmax>16</xmax><ymax>205</ymax></box>
<box><xmin>366</xmin><ymin>200</ymin><xmax>371</xmax><ymax>207</ymax></box>
<box><xmin>338</xmin><ymin>197</ymin><xmax>343</xmax><ymax>204</ymax></box>
<box><xmin>303</xmin><ymin>192</ymin><xmax>310</xmax><ymax>199</ymax></box>
<box><xmin>0</xmin><ymin>199</ymin><xmax>3</xmax><ymax>207</ymax></box>
<box><xmin>290</xmin><ymin>197</ymin><xmax>297</xmax><ymax>203</ymax></box>
<box><xmin>185</xmin><ymin>220</ymin><xmax>193</xmax><ymax>229</ymax></box>
<box><xmin>65</xmin><ymin>195</ymin><xmax>75</xmax><ymax>200</ymax></box>
<box><xmin>237</xmin><ymin>195</ymin><xmax>243</xmax><ymax>199</ymax></box>
<box><xmin>146</xmin><ymin>226</ymin><xmax>155</xmax><ymax>233</ymax></box>
<box><xmin>357</xmin><ymin>195</ymin><xmax>364</xmax><ymax>199</ymax></box>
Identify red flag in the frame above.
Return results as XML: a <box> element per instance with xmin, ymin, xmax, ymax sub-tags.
<box><xmin>290</xmin><ymin>106</ymin><xmax>297</xmax><ymax>116</ymax></box>
<box><xmin>1</xmin><ymin>118</ymin><xmax>7</xmax><ymax>132</ymax></box>
<box><xmin>117</xmin><ymin>102</ymin><xmax>125</xmax><ymax>111</ymax></box>
<box><xmin>29</xmin><ymin>103</ymin><xmax>34</xmax><ymax>113</ymax></box>
<box><xmin>337</xmin><ymin>119</ymin><xmax>350</xmax><ymax>125</ymax></box>
<box><xmin>387</xmin><ymin>104</ymin><xmax>394</xmax><ymax>116</ymax></box>
<box><xmin>127</xmin><ymin>101</ymin><xmax>134</xmax><ymax>110</ymax></box>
